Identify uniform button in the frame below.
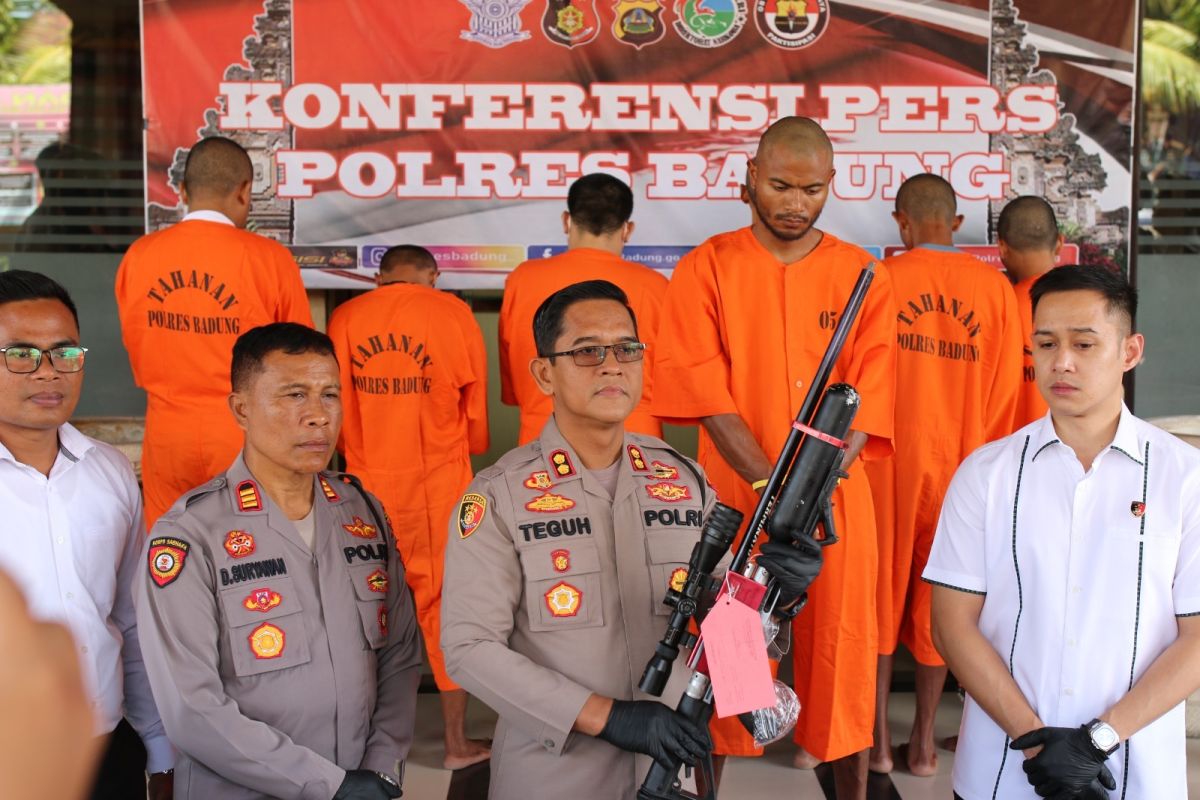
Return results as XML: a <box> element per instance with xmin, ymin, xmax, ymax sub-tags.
<box><xmin>544</xmin><ymin>739</ymin><xmax>554</xmax><ymax>749</ymax></box>
<box><xmin>1064</xmin><ymin>688</ymin><xmax>1074</xmax><ymax>696</ymax></box>
<box><xmin>80</xmin><ymin>646</ymin><xmax>88</xmax><ymax>654</ymax></box>
<box><xmin>1072</xmin><ymin>586</ymin><xmax>1082</xmax><ymax>594</ymax></box>
<box><xmin>795</xmin><ymin>380</ymin><xmax>804</xmax><ymax>389</ymax></box>
<box><xmin>56</xmin><ymin>537</ymin><xmax>64</xmax><ymax>545</ymax></box>
<box><xmin>65</xmin><ymin>592</ymin><xmax>73</xmax><ymax>599</ymax></box>
<box><xmin>1067</xmin><ymin>638</ymin><xmax>1076</xmax><ymax>647</ymax></box>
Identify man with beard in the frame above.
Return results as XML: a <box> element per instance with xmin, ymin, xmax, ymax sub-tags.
<box><xmin>652</xmin><ymin>117</ymin><xmax>898</xmax><ymax>800</ymax></box>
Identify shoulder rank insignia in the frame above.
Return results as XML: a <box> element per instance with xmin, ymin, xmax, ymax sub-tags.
<box><xmin>243</xmin><ymin>588</ymin><xmax>282</xmax><ymax>613</ymax></box>
<box><xmin>549</xmin><ymin>449</ymin><xmax>577</xmax><ymax>478</ymax></box>
<box><xmin>378</xmin><ymin>605</ymin><xmax>389</xmax><ymax>638</ymax></box>
<box><xmin>236</xmin><ymin>480</ymin><xmax>262</xmax><ymax>513</ymax></box>
<box><xmin>646</xmin><ymin>482</ymin><xmax>691</xmax><ymax>502</ymax></box>
<box><xmin>552</xmin><ymin>548</ymin><xmax>571</xmax><ymax>573</ymax></box>
<box><xmin>628</xmin><ymin>445</ymin><xmax>648</xmax><ymax>471</ymax></box>
<box><xmin>524</xmin><ymin>471</ymin><xmax>554</xmax><ymax>490</ymax></box>
<box><xmin>651</xmin><ymin>460</ymin><xmax>679</xmax><ymax>480</ymax></box>
<box><xmin>148</xmin><ymin>537</ymin><xmax>190</xmax><ymax>588</ymax></box>
<box><xmin>669</xmin><ymin>567</ymin><xmax>688</xmax><ymax>593</ymax></box>
<box><xmin>544</xmin><ymin>581</ymin><xmax>582</xmax><ymax>617</ymax></box>
<box><xmin>366</xmin><ymin>568</ymin><xmax>389</xmax><ymax>593</ymax></box>
<box><xmin>458</xmin><ymin>493</ymin><xmax>488</xmax><ymax>539</ymax></box>
<box><xmin>525</xmin><ymin>493</ymin><xmax>576</xmax><ymax>513</ymax></box>
<box><xmin>249</xmin><ymin>622</ymin><xmax>285</xmax><ymax>659</ymax></box>
<box><xmin>223</xmin><ymin>530</ymin><xmax>256</xmax><ymax>559</ymax></box>
<box><xmin>343</xmin><ymin>515</ymin><xmax>378</xmax><ymax>539</ymax></box>
<box><xmin>318</xmin><ymin>475</ymin><xmax>341</xmax><ymax>502</ymax></box>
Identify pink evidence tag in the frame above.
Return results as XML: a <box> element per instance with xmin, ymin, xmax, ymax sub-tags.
<box><xmin>699</xmin><ymin>582</ymin><xmax>776</xmax><ymax>718</ymax></box>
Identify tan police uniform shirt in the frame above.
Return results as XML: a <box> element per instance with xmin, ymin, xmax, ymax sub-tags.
<box><xmin>442</xmin><ymin>418</ymin><xmax>716</xmax><ymax>800</ymax></box>
<box><xmin>134</xmin><ymin>455</ymin><xmax>423</xmax><ymax>800</ymax></box>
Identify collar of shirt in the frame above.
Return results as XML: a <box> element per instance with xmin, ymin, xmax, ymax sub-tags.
<box><xmin>181</xmin><ymin>209</ymin><xmax>235</xmax><ymax>226</ymax></box>
<box><xmin>0</xmin><ymin>422</ymin><xmax>96</xmax><ymax>476</ymax></box>
<box><xmin>1029</xmin><ymin>403</ymin><xmax>1143</xmax><ymax>470</ymax></box>
<box><xmin>915</xmin><ymin>243</ymin><xmax>961</xmax><ymax>253</ymax></box>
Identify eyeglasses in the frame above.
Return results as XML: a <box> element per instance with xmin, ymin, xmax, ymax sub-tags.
<box><xmin>0</xmin><ymin>346</ymin><xmax>88</xmax><ymax>374</ymax></box>
<box><xmin>542</xmin><ymin>342</ymin><xmax>646</xmax><ymax>366</ymax></box>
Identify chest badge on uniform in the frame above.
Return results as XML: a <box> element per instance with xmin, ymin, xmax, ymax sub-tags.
<box><xmin>524</xmin><ymin>471</ymin><xmax>554</xmax><ymax>490</ymax></box>
<box><xmin>242</xmin><ymin>588</ymin><xmax>282</xmax><ymax>613</ymax></box>
<box><xmin>236</xmin><ymin>480</ymin><xmax>262</xmax><ymax>512</ymax></box>
<box><xmin>366</xmin><ymin>569</ymin><xmax>389</xmax><ymax>593</ymax></box>
<box><xmin>223</xmin><ymin>530</ymin><xmax>256</xmax><ymax>559</ymax></box>
<box><xmin>1131</xmin><ymin>501</ymin><xmax>1146</xmax><ymax>517</ymax></box>
<box><xmin>544</xmin><ymin>581</ymin><xmax>581</xmax><ymax>617</ymax></box>
<box><xmin>343</xmin><ymin>516</ymin><xmax>378</xmax><ymax>539</ymax></box>
<box><xmin>651</xmin><ymin>461</ymin><xmax>679</xmax><ymax>480</ymax></box>
<box><xmin>378</xmin><ymin>605</ymin><xmax>389</xmax><ymax>638</ymax></box>
<box><xmin>646</xmin><ymin>482</ymin><xmax>691</xmax><ymax>502</ymax></box>
<box><xmin>549</xmin><ymin>449</ymin><xmax>577</xmax><ymax>478</ymax></box>
<box><xmin>318</xmin><ymin>475</ymin><xmax>341</xmax><ymax>502</ymax></box>
<box><xmin>249</xmin><ymin>622</ymin><xmax>285</xmax><ymax>659</ymax></box>
<box><xmin>525</xmin><ymin>493</ymin><xmax>576</xmax><ymax>513</ymax></box>
<box><xmin>148</xmin><ymin>537</ymin><xmax>190</xmax><ymax>588</ymax></box>
<box><xmin>458</xmin><ymin>493</ymin><xmax>488</xmax><ymax>539</ymax></box>
<box><xmin>551</xmin><ymin>548</ymin><xmax>571</xmax><ymax>572</ymax></box>
<box><xmin>628</xmin><ymin>445</ymin><xmax>648</xmax><ymax>471</ymax></box>
<box><xmin>669</xmin><ymin>567</ymin><xmax>689</xmax><ymax>592</ymax></box>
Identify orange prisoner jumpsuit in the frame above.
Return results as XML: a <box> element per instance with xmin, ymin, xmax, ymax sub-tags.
<box><xmin>866</xmin><ymin>245</ymin><xmax>1022</xmax><ymax>667</ymax></box>
<box><xmin>115</xmin><ymin>215</ymin><xmax>312</xmax><ymax>529</ymax></box>
<box><xmin>499</xmin><ymin>248</ymin><xmax>668</xmax><ymax>444</ymax></box>
<box><xmin>652</xmin><ymin>228</ymin><xmax>897</xmax><ymax>761</ymax></box>
<box><xmin>1011</xmin><ymin>276</ymin><xmax>1048</xmax><ymax>427</ymax></box>
<box><xmin>328</xmin><ymin>283</ymin><xmax>488</xmax><ymax>691</ymax></box>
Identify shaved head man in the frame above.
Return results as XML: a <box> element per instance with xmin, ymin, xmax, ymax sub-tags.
<box><xmin>997</xmin><ymin>196</ymin><xmax>1064</xmax><ymax>427</ymax></box>
<box><xmin>116</xmin><ymin>136</ymin><xmax>312</xmax><ymax>528</ymax></box>
<box><xmin>746</xmin><ymin>116</ymin><xmax>835</xmax><ymax>251</ymax></box>
<box><xmin>377</xmin><ymin>245</ymin><xmax>440</xmax><ymax>288</ymax></box>
<box><xmin>892</xmin><ymin>173</ymin><xmax>962</xmax><ymax>249</ymax></box>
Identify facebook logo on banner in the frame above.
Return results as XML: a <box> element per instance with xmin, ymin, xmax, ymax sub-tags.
<box><xmin>362</xmin><ymin>245</ymin><xmax>389</xmax><ymax>269</ymax></box>
<box><xmin>526</xmin><ymin>245</ymin><xmax>693</xmax><ymax>271</ymax></box>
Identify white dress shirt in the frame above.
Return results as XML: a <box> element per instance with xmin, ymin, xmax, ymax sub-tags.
<box><xmin>0</xmin><ymin>423</ymin><xmax>173</xmax><ymax>772</ymax></box>
<box><xmin>924</xmin><ymin>405</ymin><xmax>1200</xmax><ymax>800</ymax></box>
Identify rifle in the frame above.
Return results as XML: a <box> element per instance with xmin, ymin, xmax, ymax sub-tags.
<box><xmin>636</xmin><ymin>262</ymin><xmax>876</xmax><ymax>800</ymax></box>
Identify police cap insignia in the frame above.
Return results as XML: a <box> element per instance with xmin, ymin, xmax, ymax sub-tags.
<box><xmin>549</xmin><ymin>449</ymin><xmax>577</xmax><ymax>477</ymax></box>
<box><xmin>236</xmin><ymin>480</ymin><xmax>262</xmax><ymax>512</ymax></box>
<box><xmin>343</xmin><ymin>515</ymin><xmax>378</xmax><ymax>539</ymax></box>
<box><xmin>242</xmin><ymin>588</ymin><xmax>282</xmax><ymax>613</ymax></box>
<box><xmin>249</xmin><ymin>622</ymin><xmax>285</xmax><ymax>659</ymax></box>
<box><xmin>544</xmin><ymin>581</ymin><xmax>582</xmax><ymax>617</ymax></box>
<box><xmin>458</xmin><ymin>493</ymin><xmax>488</xmax><ymax>539</ymax></box>
<box><xmin>223</xmin><ymin>530</ymin><xmax>256</xmax><ymax>559</ymax></box>
<box><xmin>148</xmin><ymin>537</ymin><xmax>190</xmax><ymax>588</ymax></box>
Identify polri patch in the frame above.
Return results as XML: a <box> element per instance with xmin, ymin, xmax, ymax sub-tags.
<box><xmin>236</xmin><ymin>480</ymin><xmax>262</xmax><ymax>512</ymax></box>
<box><xmin>366</xmin><ymin>568</ymin><xmax>389</xmax><ymax>593</ymax></box>
<box><xmin>343</xmin><ymin>515</ymin><xmax>378</xmax><ymax>539</ymax></box>
<box><xmin>544</xmin><ymin>581</ymin><xmax>582</xmax><ymax>617</ymax></box>
<box><xmin>242</xmin><ymin>588</ymin><xmax>282</xmax><ymax>613</ymax></box>
<box><xmin>549</xmin><ymin>449</ymin><xmax>577</xmax><ymax>478</ymax></box>
<box><xmin>148</xmin><ymin>537</ymin><xmax>190</xmax><ymax>588</ymax></box>
<box><xmin>249</xmin><ymin>622</ymin><xmax>285</xmax><ymax>659</ymax></box>
<box><xmin>669</xmin><ymin>567</ymin><xmax>688</xmax><ymax>592</ymax></box>
<box><xmin>646</xmin><ymin>482</ymin><xmax>691</xmax><ymax>502</ymax></box>
<box><xmin>458</xmin><ymin>493</ymin><xmax>488</xmax><ymax>539</ymax></box>
<box><xmin>552</xmin><ymin>548</ymin><xmax>570</xmax><ymax>573</ymax></box>
<box><xmin>223</xmin><ymin>530</ymin><xmax>256</xmax><ymax>559</ymax></box>
<box><xmin>525</xmin><ymin>493</ymin><xmax>576</xmax><ymax>513</ymax></box>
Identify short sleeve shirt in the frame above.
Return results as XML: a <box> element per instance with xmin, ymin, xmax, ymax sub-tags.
<box><xmin>924</xmin><ymin>405</ymin><xmax>1200</xmax><ymax>800</ymax></box>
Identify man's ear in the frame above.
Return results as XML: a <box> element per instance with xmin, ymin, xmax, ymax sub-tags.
<box><xmin>1053</xmin><ymin>233</ymin><xmax>1064</xmax><ymax>257</ymax></box>
<box><xmin>561</xmin><ymin>210</ymin><xmax>571</xmax><ymax>237</ymax></box>
<box><xmin>179</xmin><ymin>182</ymin><xmax>190</xmax><ymax>208</ymax></box>
<box><xmin>1123</xmin><ymin>332</ymin><xmax>1145</xmax><ymax>372</ymax></box>
<box><xmin>228</xmin><ymin>391</ymin><xmax>250</xmax><ymax>431</ymax></box>
<box><xmin>530</xmin><ymin>357</ymin><xmax>555</xmax><ymax>398</ymax></box>
<box><xmin>951</xmin><ymin>213</ymin><xmax>965</xmax><ymax>233</ymax></box>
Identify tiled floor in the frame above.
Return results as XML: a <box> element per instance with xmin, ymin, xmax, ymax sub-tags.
<box><xmin>404</xmin><ymin>691</ymin><xmax>1200</xmax><ymax>798</ymax></box>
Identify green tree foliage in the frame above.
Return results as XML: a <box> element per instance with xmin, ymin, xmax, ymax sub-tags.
<box><xmin>0</xmin><ymin>0</ymin><xmax>70</xmax><ymax>85</ymax></box>
<box><xmin>1144</xmin><ymin>0</ymin><xmax>1200</xmax><ymax>113</ymax></box>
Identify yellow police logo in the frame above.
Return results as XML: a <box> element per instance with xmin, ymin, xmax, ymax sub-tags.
<box><xmin>552</xmin><ymin>548</ymin><xmax>571</xmax><ymax>573</ymax></box>
<box><xmin>646</xmin><ymin>482</ymin><xmax>692</xmax><ymax>502</ymax></box>
<box><xmin>525</xmin><ymin>493</ymin><xmax>577</xmax><ymax>513</ymax></box>
<box><xmin>249</xmin><ymin>622</ymin><xmax>285</xmax><ymax>659</ymax></box>
<box><xmin>651</xmin><ymin>460</ymin><xmax>679</xmax><ymax>480</ymax></box>
<box><xmin>524</xmin><ymin>471</ymin><xmax>554</xmax><ymax>490</ymax></box>
<box><xmin>342</xmin><ymin>515</ymin><xmax>378</xmax><ymax>539</ymax></box>
<box><xmin>242</xmin><ymin>588</ymin><xmax>282</xmax><ymax>613</ymax></box>
<box><xmin>366</xmin><ymin>569</ymin><xmax>389</xmax><ymax>593</ymax></box>
<box><xmin>458</xmin><ymin>493</ymin><xmax>488</xmax><ymax>539</ymax></box>
<box><xmin>669</xmin><ymin>567</ymin><xmax>689</xmax><ymax>592</ymax></box>
<box><xmin>544</xmin><ymin>581</ymin><xmax>582</xmax><ymax>617</ymax></box>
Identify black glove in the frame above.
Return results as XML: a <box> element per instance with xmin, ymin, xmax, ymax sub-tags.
<box><xmin>1009</xmin><ymin>726</ymin><xmax>1116</xmax><ymax>799</ymax></box>
<box><xmin>333</xmin><ymin>770</ymin><xmax>402</xmax><ymax>800</ymax></box>
<box><xmin>756</xmin><ymin>536</ymin><xmax>823</xmax><ymax>607</ymax></box>
<box><xmin>596</xmin><ymin>699</ymin><xmax>712</xmax><ymax>769</ymax></box>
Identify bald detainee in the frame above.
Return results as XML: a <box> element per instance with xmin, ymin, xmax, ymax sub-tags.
<box><xmin>328</xmin><ymin>244</ymin><xmax>491</xmax><ymax>770</ymax></box>
<box><xmin>653</xmin><ymin>117</ymin><xmax>898</xmax><ymax>800</ymax></box>
<box><xmin>867</xmin><ymin>173</ymin><xmax>1022</xmax><ymax>777</ymax></box>
<box><xmin>997</xmin><ymin>196</ymin><xmax>1063</xmax><ymax>428</ymax></box>
<box><xmin>499</xmin><ymin>173</ymin><xmax>668</xmax><ymax>444</ymax></box>
<box><xmin>116</xmin><ymin>136</ymin><xmax>312</xmax><ymax>528</ymax></box>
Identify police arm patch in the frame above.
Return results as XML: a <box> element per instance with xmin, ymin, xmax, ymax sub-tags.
<box><xmin>458</xmin><ymin>493</ymin><xmax>488</xmax><ymax>539</ymax></box>
<box><xmin>148</xmin><ymin>537</ymin><xmax>190</xmax><ymax>588</ymax></box>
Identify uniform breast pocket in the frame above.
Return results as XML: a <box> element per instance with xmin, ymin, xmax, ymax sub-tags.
<box><xmin>346</xmin><ymin>563</ymin><xmax>391</xmax><ymax>650</ymax></box>
<box><xmin>646</xmin><ymin>531</ymin><xmax>698</xmax><ymax>616</ymax></box>
<box><xmin>518</xmin><ymin>540</ymin><xmax>605</xmax><ymax>632</ymax></box>
<box><xmin>219</xmin><ymin>576</ymin><xmax>312</xmax><ymax>677</ymax></box>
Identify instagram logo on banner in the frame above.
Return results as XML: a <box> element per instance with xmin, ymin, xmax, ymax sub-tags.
<box><xmin>362</xmin><ymin>245</ymin><xmax>389</xmax><ymax>269</ymax></box>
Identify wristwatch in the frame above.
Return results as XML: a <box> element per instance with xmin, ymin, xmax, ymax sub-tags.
<box><xmin>1085</xmin><ymin>718</ymin><xmax>1120</xmax><ymax>757</ymax></box>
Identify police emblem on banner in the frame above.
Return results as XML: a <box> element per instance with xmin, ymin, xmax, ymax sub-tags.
<box><xmin>612</xmin><ymin>0</ymin><xmax>666</xmax><ymax>49</ymax></box>
<box><xmin>753</xmin><ymin>0</ymin><xmax>829</xmax><ymax>49</ymax></box>
<box><xmin>460</xmin><ymin>0</ymin><xmax>534</xmax><ymax>48</ymax></box>
<box><xmin>458</xmin><ymin>493</ymin><xmax>488</xmax><ymax>538</ymax></box>
<box><xmin>673</xmin><ymin>0</ymin><xmax>747</xmax><ymax>47</ymax></box>
<box><xmin>543</xmin><ymin>0</ymin><xmax>600</xmax><ymax>47</ymax></box>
